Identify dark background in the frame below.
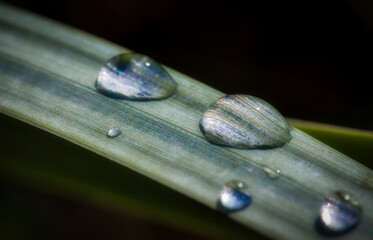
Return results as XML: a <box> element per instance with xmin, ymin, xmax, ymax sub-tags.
<box><xmin>1</xmin><ymin>0</ymin><xmax>373</xmax><ymax>239</ymax></box>
<box><xmin>4</xmin><ymin>0</ymin><xmax>373</xmax><ymax>130</ymax></box>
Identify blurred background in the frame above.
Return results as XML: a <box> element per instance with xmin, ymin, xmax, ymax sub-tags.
<box><xmin>1</xmin><ymin>0</ymin><xmax>373</xmax><ymax>239</ymax></box>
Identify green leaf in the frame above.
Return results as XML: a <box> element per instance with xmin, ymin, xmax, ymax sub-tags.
<box><xmin>291</xmin><ymin>119</ymin><xmax>373</xmax><ymax>169</ymax></box>
<box><xmin>0</xmin><ymin>3</ymin><xmax>372</xmax><ymax>240</ymax></box>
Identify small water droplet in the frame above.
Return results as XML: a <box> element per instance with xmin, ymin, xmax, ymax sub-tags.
<box><xmin>96</xmin><ymin>53</ymin><xmax>177</xmax><ymax>100</ymax></box>
<box><xmin>262</xmin><ymin>166</ymin><xmax>281</xmax><ymax>179</ymax></box>
<box><xmin>200</xmin><ymin>95</ymin><xmax>292</xmax><ymax>149</ymax></box>
<box><xmin>316</xmin><ymin>191</ymin><xmax>362</xmax><ymax>235</ymax></box>
<box><xmin>217</xmin><ymin>180</ymin><xmax>252</xmax><ymax>213</ymax></box>
<box><xmin>107</xmin><ymin>127</ymin><xmax>121</xmax><ymax>138</ymax></box>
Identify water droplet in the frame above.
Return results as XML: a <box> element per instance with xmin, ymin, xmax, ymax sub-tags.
<box><xmin>316</xmin><ymin>191</ymin><xmax>362</xmax><ymax>235</ymax></box>
<box><xmin>262</xmin><ymin>166</ymin><xmax>281</xmax><ymax>179</ymax></box>
<box><xmin>217</xmin><ymin>180</ymin><xmax>252</xmax><ymax>213</ymax></box>
<box><xmin>107</xmin><ymin>127</ymin><xmax>121</xmax><ymax>138</ymax></box>
<box><xmin>96</xmin><ymin>53</ymin><xmax>177</xmax><ymax>100</ymax></box>
<box><xmin>200</xmin><ymin>95</ymin><xmax>292</xmax><ymax>149</ymax></box>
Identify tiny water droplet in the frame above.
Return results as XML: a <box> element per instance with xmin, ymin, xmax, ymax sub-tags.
<box><xmin>317</xmin><ymin>191</ymin><xmax>362</xmax><ymax>235</ymax></box>
<box><xmin>107</xmin><ymin>127</ymin><xmax>121</xmax><ymax>138</ymax></box>
<box><xmin>96</xmin><ymin>53</ymin><xmax>177</xmax><ymax>100</ymax></box>
<box><xmin>217</xmin><ymin>180</ymin><xmax>252</xmax><ymax>213</ymax></box>
<box><xmin>262</xmin><ymin>166</ymin><xmax>281</xmax><ymax>179</ymax></box>
<box><xmin>200</xmin><ymin>95</ymin><xmax>292</xmax><ymax>149</ymax></box>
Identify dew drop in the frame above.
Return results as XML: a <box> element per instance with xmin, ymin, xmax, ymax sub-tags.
<box><xmin>95</xmin><ymin>53</ymin><xmax>177</xmax><ymax>100</ymax></box>
<box><xmin>107</xmin><ymin>127</ymin><xmax>121</xmax><ymax>138</ymax></box>
<box><xmin>217</xmin><ymin>180</ymin><xmax>252</xmax><ymax>213</ymax></box>
<box><xmin>200</xmin><ymin>95</ymin><xmax>292</xmax><ymax>149</ymax></box>
<box><xmin>317</xmin><ymin>191</ymin><xmax>362</xmax><ymax>235</ymax></box>
<box><xmin>262</xmin><ymin>166</ymin><xmax>281</xmax><ymax>179</ymax></box>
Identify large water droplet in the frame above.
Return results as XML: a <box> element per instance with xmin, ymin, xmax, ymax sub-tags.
<box><xmin>95</xmin><ymin>53</ymin><xmax>177</xmax><ymax>100</ymax></box>
<box><xmin>200</xmin><ymin>95</ymin><xmax>292</xmax><ymax>149</ymax></box>
<box><xmin>317</xmin><ymin>191</ymin><xmax>362</xmax><ymax>235</ymax></box>
<box><xmin>107</xmin><ymin>127</ymin><xmax>121</xmax><ymax>138</ymax></box>
<box><xmin>217</xmin><ymin>180</ymin><xmax>252</xmax><ymax>213</ymax></box>
<box><xmin>262</xmin><ymin>166</ymin><xmax>281</xmax><ymax>179</ymax></box>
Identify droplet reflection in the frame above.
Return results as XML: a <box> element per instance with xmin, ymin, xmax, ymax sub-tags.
<box><xmin>107</xmin><ymin>127</ymin><xmax>121</xmax><ymax>138</ymax></box>
<box><xmin>262</xmin><ymin>166</ymin><xmax>281</xmax><ymax>179</ymax></box>
<box><xmin>96</xmin><ymin>53</ymin><xmax>177</xmax><ymax>100</ymax></box>
<box><xmin>217</xmin><ymin>181</ymin><xmax>251</xmax><ymax>213</ymax></box>
<box><xmin>200</xmin><ymin>95</ymin><xmax>292</xmax><ymax>149</ymax></box>
<box><xmin>316</xmin><ymin>191</ymin><xmax>362</xmax><ymax>236</ymax></box>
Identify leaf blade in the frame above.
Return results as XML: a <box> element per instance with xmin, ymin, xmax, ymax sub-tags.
<box><xmin>0</xmin><ymin>3</ymin><xmax>373</xmax><ymax>240</ymax></box>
